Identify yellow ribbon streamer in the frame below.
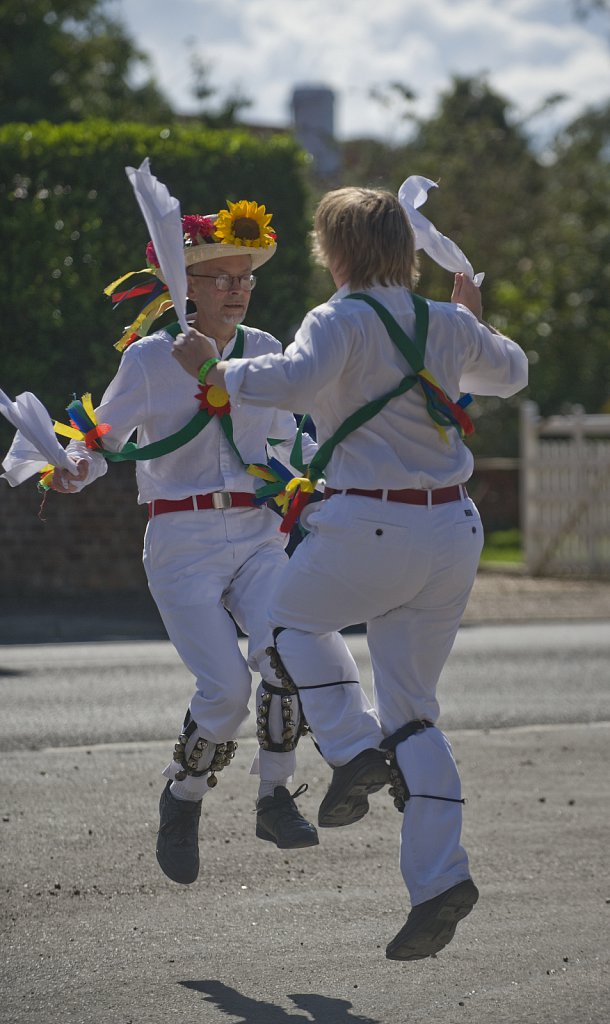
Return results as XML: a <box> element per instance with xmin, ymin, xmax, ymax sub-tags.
<box><xmin>54</xmin><ymin>422</ymin><xmax>84</xmax><ymax>440</ymax></box>
<box><xmin>38</xmin><ymin>466</ymin><xmax>55</xmax><ymax>490</ymax></box>
<box><xmin>246</xmin><ymin>464</ymin><xmax>277</xmax><ymax>482</ymax></box>
<box><xmin>81</xmin><ymin>392</ymin><xmax>95</xmax><ymax>421</ymax></box>
<box><xmin>278</xmin><ymin>475</ymin><xmax>315</xmax><ymax>514</ymax></box>
<box><xmin>114</xmin><ymin>293</ymin><xmax>173</xmax><ymax>351</ymax></box>
<box><xmin>103</xmin><ymin>268</ymin><xmax>153</xmax><ymax>297</ymax></box>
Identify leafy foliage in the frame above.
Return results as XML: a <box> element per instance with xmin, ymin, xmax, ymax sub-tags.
<box><xmin>0</xmin><ymin>0</ymin><xmax>174</xmax><ymax>124</ymax></box>
<box><xmin>1</xmin><ymin>74</ymin><xmax>609</xmax><ymax>462</ymax></box>
<box><xmin>0</xmin><ymin>121</ymin><xmax>310</xmax><ymax>433</ymax></box>
<box><xmin>323</xmin><ymin>77</ymin><xmax>610</xmax><ymax>456</ymax></box>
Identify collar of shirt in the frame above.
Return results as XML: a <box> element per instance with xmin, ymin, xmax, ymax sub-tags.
<box><xmin>185</xmin><ymin>314</ymin><xmax>239</xmax><ymax>360</ymax></box>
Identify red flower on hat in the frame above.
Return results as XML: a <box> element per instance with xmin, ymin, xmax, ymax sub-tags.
<box><xmin>145</xmin><ymin>240</ymin><xmax>160</xmax><ymax>267</ymax></box>
<box><xmin>182</xmin><ymin>215</ymin><xmax>217</xmax><ymax>245</ymax></box>
<box><xmin>145</xmin><ymin>215</ymin><xmax>217</xmax><ymax>268</ymax></box>
<box><xmin>195</xmin><ymin>384</ymin><xmax>231</xmax><ymax>417</ymax></box>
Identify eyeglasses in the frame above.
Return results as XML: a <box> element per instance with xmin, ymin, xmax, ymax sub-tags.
<box><xmin>187</xmin><ymin>272</ymin><xmax>257</xmax><ymax>292</ymax></box>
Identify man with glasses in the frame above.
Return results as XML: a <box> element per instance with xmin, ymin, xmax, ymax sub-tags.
<box><xmin>51</xmin><ymin>201</ymin><xmax>320</xmax><ymax>885</ymax></box>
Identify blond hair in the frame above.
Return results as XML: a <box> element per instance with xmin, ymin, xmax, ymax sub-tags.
<box><xmin>311</xmin><ymin>187</ymin><xmax>419</xmax><ymax>290</ymax></box>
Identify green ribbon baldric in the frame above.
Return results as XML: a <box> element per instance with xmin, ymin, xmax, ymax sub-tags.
<box><xmin>100</xmin><ymin>324</ymin><xmax>245</xmax><ymax>463</ymax></box>
<box><xmin>95</xmin><ymin>324</ymin><xmax>290</xmax><ymax>504</ymax></box>
<box><xmin>290</xmin><ymin>293</ymin><xmax>430</xmax><ymax>482</ymax></box>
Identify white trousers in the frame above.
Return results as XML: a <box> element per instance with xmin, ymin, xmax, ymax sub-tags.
<box><xmin>143</xmin><ymin>505</ymin><xmax>303</xmax><ymax>782</ymax></box>
<box><xmin>268</xmin><ymin>492</ymin><xmax>484</xmax><ymax>904</ymax></box>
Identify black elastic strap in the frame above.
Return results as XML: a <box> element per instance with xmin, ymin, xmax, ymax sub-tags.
<box><xmin>297</xmin><ymin>680</ymin><xmax>360</xmax><ymax>691</ymax></box>
<box><xmin>380</xmin><ymin>719</ymin><xmax>433</xmax><ymax>751</ymax></box>
<box><xmin>261</xmin><ymin>680</ymin><xmax>295</xmax><ymax>697</ymax></box>
<box><xmin>409</xmin><ymin>794</ymin><xmax>466</xmax><ymax>804</ymax></box>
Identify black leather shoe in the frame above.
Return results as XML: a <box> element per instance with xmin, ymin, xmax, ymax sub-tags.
<box><xmin>256</xmin><ymin>784</ymin><xmax>319</xmax><ymax>849</ymax></box>
<box><xmin>156</xmin><ymin>781</ymin><xmax>202</xmax><ymax>884</ymax></box>
<box><xmin>318</xmin><ymin>748</ymin><xmax>390</xmax><ymax>827</ymax></box>
<box><xmin>386</xmin><ymin>878</ymin><xmax>479</xmax><ymax>961</ymax></box>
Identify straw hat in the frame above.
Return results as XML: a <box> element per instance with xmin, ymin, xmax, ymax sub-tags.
<box><xmin>147</xmin><ymin>201</ymin><xmax>277</xmax><ymax>277</ymax></box>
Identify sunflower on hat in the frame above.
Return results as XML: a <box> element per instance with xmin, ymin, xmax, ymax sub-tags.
<box><xmin>214</xmin><ymin>200</ymin><xmax>276</xmax><ymax>250</ymax></box>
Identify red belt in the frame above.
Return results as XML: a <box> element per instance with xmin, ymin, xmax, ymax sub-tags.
<box><xmin>323</xmin><ymin>485</ymin><xmax>467</xmax><ymax>506</ymax></box>
<box><xmin>148</xmin><ymin>492</ymin><xmax>257</xmax><ymax>518</ymax></box>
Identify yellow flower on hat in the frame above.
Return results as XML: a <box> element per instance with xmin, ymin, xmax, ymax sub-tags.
<box><xmin>214</xmin><ymin>200</ymin><xmax>275</xmax><ymax>249</ymax></box>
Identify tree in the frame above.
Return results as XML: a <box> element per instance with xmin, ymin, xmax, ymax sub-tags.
<box><xmin>324</xmin><ymin>74</ymin><xmax>610</xmax><ymax>456</ymax></box>
<box><xmin>0</xmin><ymin>122</ymin><xmax>310</xmax><ymax>453</ymax></box>
<box><xmin>522</xmin><ymin>102</ymin><xmax>610</xmax><ymax>416</ymax></box>
<box><xmin>571</xmin><ymin>0</ymin><xmax>610</xmax><ymax>18</ymax></box>
<box><xmin>0</xmin><ymin>0</ymin><xmax>174</xmax><ymax>124</ymax></box>
<box><xmin>328</xmin><ymin>78</ymin><xmax>546</xmax><ymax>456</ymax></box>
<box><xmin>186</xmin><ymin>50</ymin><xmax>253</xmax><ymax>130</ymax></box>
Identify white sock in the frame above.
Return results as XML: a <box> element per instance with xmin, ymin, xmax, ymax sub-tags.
<box><xmin>170</xmin><ymin>777</ymin><xmax>213</xmax><ymax>803</ymax></box>
<box><xmin>258</xmin><ymin>779</ymin><xmax>290</xmax><ymax>800</ymax></box>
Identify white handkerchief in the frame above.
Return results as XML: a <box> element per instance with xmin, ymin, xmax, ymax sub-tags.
<box><xmin>125</xmin><ymin>157</ymin><xmax>189</xmax><ymax>333</ymax></box>
<box><xmin>0</xmin><ymin>389</ymin><xmax>75</xmax><ymax>486</ymax></box>
<box><xmin>398</xmin><ymin>176</ymin><xmax>484</xmax><ymax>286</ymax></box>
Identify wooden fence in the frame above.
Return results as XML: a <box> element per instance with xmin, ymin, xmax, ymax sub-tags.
<box><xmin>520</xmin><ymin>401</ymin><xmax>610</xmax><ymax>577</ymax></box>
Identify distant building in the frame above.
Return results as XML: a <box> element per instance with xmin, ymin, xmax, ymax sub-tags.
<box><xmin>290</xmin><ymin>84</ymin><xmax>341</xmax><ymax>178</ymax></box>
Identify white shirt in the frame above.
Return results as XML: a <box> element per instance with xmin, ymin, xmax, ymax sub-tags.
<box><xmin>67</xmin><ymin>324</ymin><xmax>316</xmax><ymax>502</ymax></box>
<box><xmin>224</xmin><ymin>284</ymin><xmax>529</xmax><ymax>491</ymax></box>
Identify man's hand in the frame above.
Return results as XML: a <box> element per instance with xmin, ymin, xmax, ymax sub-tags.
<box><xmin>451</xmin><ymin>272</ymin><xmax>483</xmax><ymax>321</ymax></box>
<box><xmin>172</xmin><ymin>328</ymin><xmax>217</xmax><ymax>380</ymax></box>
<box><xmin>51</xmin><ymin>457</ymin><xmax>89</xmax><ymax>493</ymax></box>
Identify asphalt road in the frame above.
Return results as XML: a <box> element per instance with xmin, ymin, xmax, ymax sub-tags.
<box><xmin>0</xmin><ymin>622</ymin><xmax>608</xmax><ymax>752</ymax></box>
<box><xmin>1</xmin><ymin>625</ymin><xmax>609</xmax><ymax>1024</ymax></box>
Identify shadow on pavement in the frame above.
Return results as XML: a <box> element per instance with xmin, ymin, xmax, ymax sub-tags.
<box><xmin>180</xmin><ymin>980</ymin><xmax>382</xmax><ymax>1024</ymax></box>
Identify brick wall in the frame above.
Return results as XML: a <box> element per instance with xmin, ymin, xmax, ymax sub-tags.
<box><xmin>1</xmin><ymin>460</ymin><xmax>521</xmax><ymax>601</ymax></box>
<box><xmin>1</xmin><ymin>462</ymin><xmax>148</xmax><ymax>595</ymax></box>
<box><xmin>468</xmin><ymin>459</ymin><xmax>520</xmax><ymax>533</ymax></box>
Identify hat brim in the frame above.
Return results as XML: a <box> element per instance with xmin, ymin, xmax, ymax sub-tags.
<box><xmin>184</xmin><ymin>242</ymin><xmax>276</xmax><ymax>271</ymax></box>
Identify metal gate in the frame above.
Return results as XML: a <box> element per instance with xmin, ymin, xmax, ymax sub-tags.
<box><xmin>520</xmin><ymin>401</ymin><xmax>610</xmax><ymax>577</ymax></box>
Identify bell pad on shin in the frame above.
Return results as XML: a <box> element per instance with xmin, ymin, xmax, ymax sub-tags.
<box><xmin>265</xmin><ymin>641</ymin><xmax>298</xmax><ymax>694</ymax></box>
<box><xmin>256</xmin><ymin>679</ymin><xmax>308</xmax><ymax>753</ymax></box>
<box><xmin>381</xmin><ymin>719</ymin><xmax>430</xmax><ymax>810</ymax></box>
<box><xmin>380</xmin><ymin>720</ymin><xmax>465</xmax><ymax>812</ymax></box>
<box><xmin>171</xmin><ymin>709</ymin><xmax>237</xmax><ymax>788</ymax></box>
<box><xmin>385</xmin><ymin>750</ymin><xmax>409</xmax><ymax>812</ymax></box>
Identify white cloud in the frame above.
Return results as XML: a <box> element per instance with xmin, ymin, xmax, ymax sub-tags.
<box><xmin>114</xmin><ymin>0</ymin><xmax>610</xmax><ymax>141</ymax></box>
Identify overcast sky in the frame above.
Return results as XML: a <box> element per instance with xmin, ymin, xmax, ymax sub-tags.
<box><xmin>114</xmin><ymin>0</ymin><xmax>610</xmax><ymax>143</ymax></box>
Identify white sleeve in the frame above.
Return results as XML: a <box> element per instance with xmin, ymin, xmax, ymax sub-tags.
<box><xmin>63</xmin><ymin>439</ymin><xmax>108</xmax><ymax>490</ymax></box>
<box><xmin>225</xmin><ymin>308</ymin><xmax>350</xmax><ymax>412</ymax></box>
<box><xmin>454</xmin><ymin>307</ymin><xmax>529</xmax><ymax>398</ymax></box>
<box><xmin>64</xmin><ymin>346</ymin><xmax>149</xmax><ymax>490</ymax></box>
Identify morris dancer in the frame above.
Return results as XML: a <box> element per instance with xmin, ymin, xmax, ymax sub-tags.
<box><xmin>51</xmin><ymin>199</ymin><xmax>320</xmax><ymax>884</ymax></box>
<box><xmin>172</xmin><ymin>185</ymin><xmax>529</xmax><ymax>956</ymax></box>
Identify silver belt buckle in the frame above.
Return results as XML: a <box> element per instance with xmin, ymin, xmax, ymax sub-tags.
<box><xmin>211</xmin><ymin>491</ymin><xmax>232</xmax><ymax>510</ymax></box>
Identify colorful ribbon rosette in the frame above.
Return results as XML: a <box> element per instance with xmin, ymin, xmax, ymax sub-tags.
<box><xmin>195</xmin><ymin>383</ymin><xmax>231</xmax><ymax>418</ymax></box>
<box><xmin>38</xmin><ymin>393</ymin><xmax>111</xmax><ymax>491</ymax></box>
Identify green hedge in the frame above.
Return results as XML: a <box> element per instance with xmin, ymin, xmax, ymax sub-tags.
<box><xmin>0</xmin><ymin>120</ymin><xmax>310</xmax><ymax>428</ymax></box>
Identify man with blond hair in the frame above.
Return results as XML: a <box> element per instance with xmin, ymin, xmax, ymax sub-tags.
<box><xmin>172</xmin><ymin>185</ymin><xmax>528</xmax><ymax>957</ymax></box>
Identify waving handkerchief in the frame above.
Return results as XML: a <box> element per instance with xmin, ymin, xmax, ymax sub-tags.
<box><xmin>0</xmin><ymin>389</ymin><xmax>75</xmax><ymax>486</ymax></box>
<box><xmin>398</xmin><ymin>176</ymin><xmax>484</xmax><ymax>286</ymax></box>
<box><xmin>125</xmin><ymin>157</ymin><xmax>189</xmax><ymax>334</ymax></box>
